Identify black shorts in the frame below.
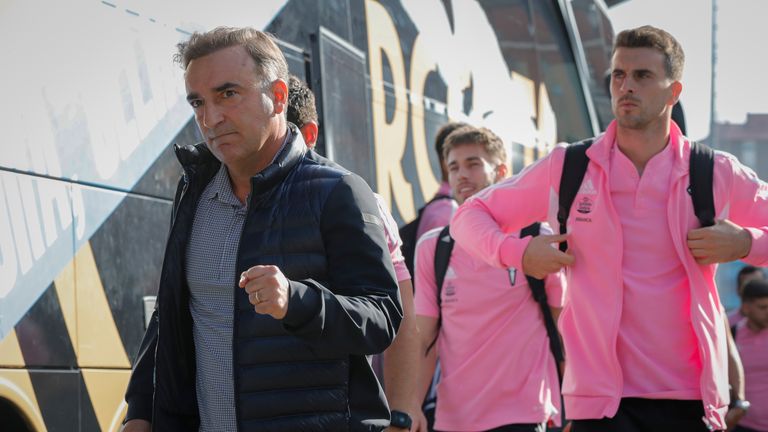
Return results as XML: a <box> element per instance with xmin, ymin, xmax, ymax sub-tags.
<box><xmin>571</xmin><ymin>398</ymin><xmax>713</xmax><ymax>432</ymax></box>
<box><xmin>438</xmin><ymin>423</ymin><xmax>545</xmax><ymax>432</ymax></box>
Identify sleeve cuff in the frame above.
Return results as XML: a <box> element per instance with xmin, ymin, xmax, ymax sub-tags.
<box><xmin>499</xmin><ymin>235</ymin><xmax>532</xmax><ymax>271</ymax></box>
<box><xmin>743</xmin><ymin>227</ymin><xmax>768</xmax><ymax>266</ymax></box>
<box><xmin>282</xmin><ymin>280</ymin><xmax>322</xmax><ymax>332</ymax></box>
<box><xmin>124</xmin><ymin>396</ymin><xmax>153</xmax><ymax>424</ymax></box>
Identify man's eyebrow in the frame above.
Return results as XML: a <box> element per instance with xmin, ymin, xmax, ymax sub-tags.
<box><xmin>214</xmin><ymin>82</ymin><xmax>241</xmax><ymax>92</ymax></box>
<box><xmin>186</xmin><ymin>82</ymin><xmax>242</xmax><ymax>102</ymax></box>
<box><xmin>448</xmin><ymin>156</ymin><xmax>482</xmax><ymax>166</ymax></box>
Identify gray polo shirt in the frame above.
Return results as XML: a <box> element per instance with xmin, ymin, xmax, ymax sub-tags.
<box><xmin>185</xmin><ymin>163</ymin><xmax>245</xmax><ymax>431</ymax></box>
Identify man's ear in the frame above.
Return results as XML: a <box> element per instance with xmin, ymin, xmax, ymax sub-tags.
<box><xmin>300</xmin><ymin>122</ymin><xmax>319</xmax><ymax>149</ymax></box>
<box><xmin>495</xmin><ymin>161</ymin><xmax>508</xmax><ymax>181</ymax></box>
<box><xmin>271</xmin><ymin>79</ymin><xmax>288</xmax><ymax>114</ymax></box>
<box><xmin>669</xmin><ymin>80</ymin><xmax>683</xmax><ymax>105</ymax></box>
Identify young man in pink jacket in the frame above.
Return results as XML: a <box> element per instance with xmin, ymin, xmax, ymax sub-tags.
<box><xmin>415</xmin><ymin>126</ymin><xmax>564</xmax><ymax>432</ymax></box>
<box><xmin>450</xmin><ymin>26</ymin><xmax>768</xmax><ymax>431</ymax></box>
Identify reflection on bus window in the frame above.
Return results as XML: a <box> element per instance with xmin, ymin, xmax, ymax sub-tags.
<box><xmin>571</xmin><ymin>0</ymin><xmax>615</xmax><ymax>129</ymax></box>
<box><xmin>532</xmin><ymin>0</ymin><xmax>593</xmax><ymax>144</ymax></box>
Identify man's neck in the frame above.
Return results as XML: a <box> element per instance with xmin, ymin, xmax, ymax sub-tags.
<box><xmin>746</xmin><ymin>319</ymin><xmax>766</xmax><ymax>333</ymax></box>
<box><xmin>615</xmin><ymin>119</ymin><xmax>670</xmax><ymax>176</ymax></box>
<box><xmin>228</xmin><ymin>123</ymin><xmax>288</xmax><ymax>203</ymax></box>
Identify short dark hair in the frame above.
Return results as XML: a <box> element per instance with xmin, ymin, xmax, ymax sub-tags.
<box><xmin>287</xmin><ymin>74</ymin><xmax>318</xmax><ymax>128</ymax></box>
<box><xmin>435</xmin><ymin>122</ymin><xmax>469</xmax><ymax>162</ymax></box>
<box><xmin>738</xmin><ymin>265</ymin><xmax>764</xmax><ymax>287</ymax></box>
<box><xmin>443</xmin><ymin>126</ymin><xmax>507</xmax><ymax>165</ymax></box>
<box><xmin>743</xmin><ymin>279</ymin><xmax>768</xmax><ymax>302</ymax></box>
<box><xmin>175</xmin><ymin>26</ymin><xmax>288</xmax><ymax>88</ymax></box>
<box><xmin>613</xmin><ymin>25</ymin><xmax>684</xmax><ymax>81</ymax></box>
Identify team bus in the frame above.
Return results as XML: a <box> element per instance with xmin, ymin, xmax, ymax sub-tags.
<box><xmin>0</xmin><ymin>0</ymin><xmax>615</xmax><ymax>429</ymax></box>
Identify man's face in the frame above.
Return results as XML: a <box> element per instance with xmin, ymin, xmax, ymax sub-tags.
<box><xmin>447</xmin><ymin>143</ymin><xmax>505</xmax><ymax>205</ymax></box>
<box><xmin>610</xmin><ymin>47</ymin><xmax>680</xmax><ymax>130</ymax></box>
<box><xmin>185</xmin><ymin>45</ymin><xmax>278</xmax><ymax>167</ymax></box>
<box><xmin>743</xmin><ymin>297</ymin><xmax>768</xmax><ymax>330</ymax></box>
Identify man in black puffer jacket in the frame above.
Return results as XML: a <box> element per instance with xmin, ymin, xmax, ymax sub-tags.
<box><xmin>122</xmin><ymin>27</ymin><xmax>402</xmax><ymax>432</ymax></box>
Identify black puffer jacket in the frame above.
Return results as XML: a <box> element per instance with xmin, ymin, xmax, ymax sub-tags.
<box><xmin>124</xmin><ymin>128</ymin><xmax>402</xmax><ymax>431</ymax></box>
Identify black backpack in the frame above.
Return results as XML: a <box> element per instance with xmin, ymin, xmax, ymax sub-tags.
<box><xmin>429</xmin><ymin>224</ymin><xmax>565</xmax><ymax>380</ymax></box>
<box><xmin>400</xmin><ymin>194</ymin><xmax>452</xmax><ymax>278</ymax></box>
<box><xmin>556</xmin><ymin>139</ymin><xmax>716</xmax><ymax>253</ymax></box>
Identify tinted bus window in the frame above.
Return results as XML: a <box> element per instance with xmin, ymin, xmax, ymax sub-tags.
<box><xmin>570</xmin><ymin>0</ymin><xmax>614</xmax><ymax>129</ymax></box>
<box><xmin>316</xmin><ymin>27</ymin><xmax>376</xmax><ymax>188</ymax></box>
<box><xmin>532</xmin><ymin>0</ymin><xmax>593</xmax><ymax>143</ymax></box>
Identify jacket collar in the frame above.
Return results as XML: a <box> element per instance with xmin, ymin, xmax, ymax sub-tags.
<box><xmin>173</xmin><ymin>123</ymin><xmax>307</xmax><ymax>191</ymax></box>
<box><xmin>586</xmin><ymin>119</ymin><xmax>690</xmax><ymax>180</ymax></box>
<box><xmin>250</xmin><ymin>123</ymin><xmax>307</xmax><ymax>194</ymax></box>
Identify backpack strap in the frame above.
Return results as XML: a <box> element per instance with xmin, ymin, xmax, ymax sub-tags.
<box><xmin>689</xmin><ymin>141</ymin><xmax>716</xmax><ymax>227</ymax></box>
<box><xmin>557</xmin><ymin>139</ymin><xmax>593</xmax><ymax>252</ymax></box>
<box><xmin>425</xmin><ymin>225</ymin><xmax>454</xmax><ymax>354</ymax></box>
<box><xmin>400</xmin><ymin>194</ymin><xmax>452</xmax><ymax>277</ymax></box>
<box><xmin>521</xmin><ymin>223</ymin><xmax>565</xmax><ymax>385</ymax></box>
<box><xmin>557</xmin><ymin>139</ymin><xmax>714</xmax><ymax>238</ymax></box>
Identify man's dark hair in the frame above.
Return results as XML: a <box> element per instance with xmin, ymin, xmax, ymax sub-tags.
<box><xmin>435</xmin><ymin>122</ymin><xmax>469</xmax><ymax>163</ymax></box>
<box><xmin>613</xmin><ymin>25</ymin><xmax>684</xmax><ymax>81</ymax></box>
<box><xmin>742</xmin><ymin>279</ymin><xmax>768</xmax><ymax>302</ymax></box>
<box><xmin>287</xmin><ymin>74</ymin><xmax>318</xmax><ymax>128</ymax></box>
<box><xmin>174</xmin><ymin>26</ymin><xmax>288</xmax><ymax>88</ymax></box>
<box><xmin>737</xmin><ymin>265</ymin><xmax>764</xmax><ymax>288</ymax></box>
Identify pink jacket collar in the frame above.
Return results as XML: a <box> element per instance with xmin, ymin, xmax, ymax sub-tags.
<box><xmin>587</xmin><ymin>120</ymin><xmax>690</xmax><ymax>181</ymax></box>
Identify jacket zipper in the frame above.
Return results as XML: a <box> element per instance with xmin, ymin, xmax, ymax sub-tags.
<box><xmin>231</xmin><ymin>178</ymin><xmax>255</xmax><ymax>430</ymax></box>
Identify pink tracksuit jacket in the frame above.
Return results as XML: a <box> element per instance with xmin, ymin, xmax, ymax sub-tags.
<box><xmin>450</xmin><ymin>121</ymin><xmax>768</xmax><ymax>430</ymax></box>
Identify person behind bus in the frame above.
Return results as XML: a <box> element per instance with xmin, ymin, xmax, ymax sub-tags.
<box><xmin>729</xmin><ymin>266</ymin><xmax>766</xmax><ymax>326</ymax></box>
<box><xmin>450</xmin><ymin>25</ymin><xmax>768</xmax><ymax>431</ymax></box>
<box><xmin>414</xmin><ymin>126</ymin><xmax>563</xmax><ymax>432</ymax></box>
<box><xmin>724</xmin><ymin>266</ymin><xmax>764</xmax><ymax>430</ymax></box>
<box><xmin>732</xmin><ymin>279</ymin><xmax>768</xmax><ymax>432</ymax></box>
<box><xmin>122</xmin><ymin>27</ymin><xmax>402</xmax><ymax>432</ymax></box>
<box><xmin>416</xmin><ymin>122</ymin><xmax>465</xmax><ymax>240</ymax></box>
<box><xmin>287</xmin><ymin>74</ymin><xmax>426</xmax><ymax>432</ymax></box>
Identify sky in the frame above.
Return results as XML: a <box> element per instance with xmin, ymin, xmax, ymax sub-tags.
<box><xmin>608</xmin><ymin>0</ymin><xmax>767</xmax><ymax>141</ymax></box>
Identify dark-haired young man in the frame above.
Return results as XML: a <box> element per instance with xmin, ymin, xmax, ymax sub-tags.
<box><xmin>732</xmin><ymin>280</ymin><xmax>768</xmax><ymax>432</ymax></box>
<box><xmin>729</xmin><ymin>266</ymin><xmax>766</xmax><ymax>326</ymax></box>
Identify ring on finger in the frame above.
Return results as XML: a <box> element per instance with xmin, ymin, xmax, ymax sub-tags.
<box><xmin>254</xmin><ymin>291</ymin><xmax>260</xmax><ymax>303</ymax></box>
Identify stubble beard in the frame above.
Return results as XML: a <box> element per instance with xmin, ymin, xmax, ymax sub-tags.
<box><xmin>616</xmin><ymin>114</ymin><xmax>648</xmax><ymax>130</ymax></box>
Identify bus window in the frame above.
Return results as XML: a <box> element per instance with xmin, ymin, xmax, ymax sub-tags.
<box><xmin>532</xmin><ymin>0</ymin><xmax>594</xmax><ymax>143</ymax></box>
<box><xmin>314</xmin><ymin>27</ymin><xmax>376</xmax><ymax>189</ymax></box>
<box><xmin>480</xmin><ymin>0</ymin><xmax>538</xmax><ymax>173</ymax></box>
<box><xmin>570</xmin><ymin>0</ymin><xmax>615</xmax><ymax>129</ymax></box>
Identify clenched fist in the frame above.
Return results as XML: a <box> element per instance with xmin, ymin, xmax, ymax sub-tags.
<box><xmin>239</xmin><ymin>265</ymin><xmax>290</xmax><ymax>319</ymax></box>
